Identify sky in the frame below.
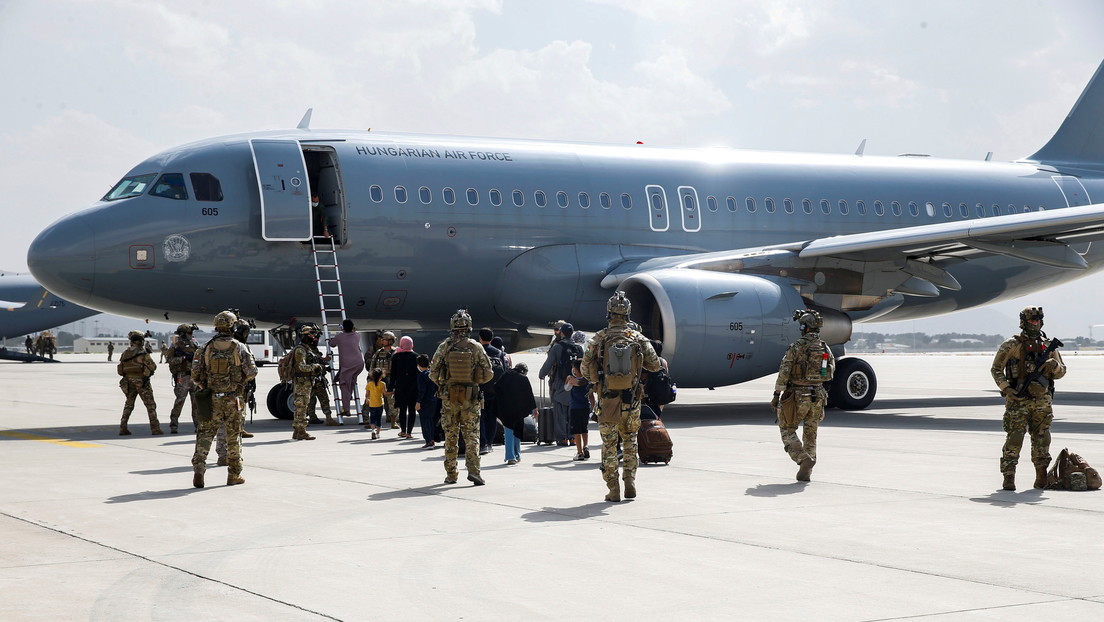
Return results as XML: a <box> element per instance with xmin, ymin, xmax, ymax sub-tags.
<box><xmin>3</xmin><ymin>0</ymin><xmax>1104</xmax><ymax>338</ymax></box>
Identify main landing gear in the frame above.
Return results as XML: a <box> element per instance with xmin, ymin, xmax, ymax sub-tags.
<box><xmin>827</xmin><ymin>357</ymin><xmax>877</xmax><ymax>410</ymax></box>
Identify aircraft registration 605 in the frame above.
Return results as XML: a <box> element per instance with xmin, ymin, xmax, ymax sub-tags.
<box><xmin>27</xmin><ymin>60</ymin><xmax>1104</xmax><ymax>413</ymax></box>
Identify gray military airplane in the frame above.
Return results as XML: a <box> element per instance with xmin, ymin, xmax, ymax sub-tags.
<box><xmin>27</xmin><ymin>60</ymin><xmax>1104</xmax><ymax>411</ymax></box>
<box><xmin>0</xmin><ymin>271</ymin><xmax>97</xmax><ymax>344</ymax></box>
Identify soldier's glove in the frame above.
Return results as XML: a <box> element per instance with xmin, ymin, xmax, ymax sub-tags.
<box><xmin>1000</xmin><ymin>386</ymin><xmax>1015</xmax><ymax>398</ymax></box>
<box><xmin>1040</xmin><ymin>359</ymin><xmax>1059</xmax><ymax>376</ymax></box>
<box><xmin>770</xmin><ymin>392</ymin><xmax>780</xmax><ymax>410</ymax></box>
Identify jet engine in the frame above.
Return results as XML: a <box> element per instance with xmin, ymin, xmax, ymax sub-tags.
<box><xmin>617</xmin><ymin>270</ymin><xmax>808</xmax><ymax>388</ymax></box>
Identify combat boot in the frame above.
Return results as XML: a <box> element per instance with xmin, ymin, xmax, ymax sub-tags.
<box><xmin>299</xmin><ymin>428</ymin><xmax>316</xmax><ymax>440</ymax></box>
<box><xmin>217</xmin><ymin>456</ymin><xmax>228</xmax><ymax>467</ymax></box>
<box><xmin>240</xmin><ymin>429</ymin><xmax>254</xmax><ymax>438</ymax></box>
<box><xmin>227</xmin><ymin>475</ymin><xmax>245</xmax><ymax>486</ymax></box>
<box><xmin>796</xmin><ymin>457</ymin><xmax>815</xmax><ymax>482</ymax></box>
<box><xmin>623</xmin><ymin>478</ymin><xmax>637</xmax><ymax>499</ymax></box>
<box><xmin>192</xmin><ymin>466</ymin><xmax>205</xmax><ymax>489</ymax></box>
<box><xmin>119</xmin><ymin>423</ymin><xmax>131</xmax><ymax>436</ymax></box>
<box><xmin>1002</xmin><ymin>472</ymin><xmax>1016</xmax><ymax>491</ymax></box>
<box><xmin>324</xmin><ymin>413</ymin><xmax>340</xmax><ymax>426</ymax></box>
<box><xmin>170</xmin><ymin>423</ymin><xmax>179</xmax><ymax>434</ymax></box>
<box><xmin>1034</xmin><ymin>465</ymin><xmax>1048</xmax><ymax>489</ymax></box>
<box><xmin>467</xmin><ymin>472</ymin><xmax>486</xmax><ymax>486</ymax></box>
<box><xmin>150</xmin><ymin>421</ymin><xmax>164</xmax><ymax>435</ymax></box>
<box><xmin>605</xmin><ymin>481</ymin><xmax>621</xmax><ymax>503</ymax></box>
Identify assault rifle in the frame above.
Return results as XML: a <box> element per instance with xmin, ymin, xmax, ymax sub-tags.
<box><xmin>1015</xmin><ymin>337</ymin><xmax>1063</xmax><ymax>398</ymax></box>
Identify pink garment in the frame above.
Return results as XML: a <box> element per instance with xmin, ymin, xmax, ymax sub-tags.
<box><xmin>328</xmin><ymin>331</ymin><xmax>365</xmax><ymax>413</ymax></box>
<box><xmin>397</xmin><ymin>336</ymin><xmax>414</xmax><ymax>352</ymax></box>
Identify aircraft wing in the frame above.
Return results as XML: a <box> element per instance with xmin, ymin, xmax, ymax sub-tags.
<box><xmin>602</xmin><ymin>202</ymin><xmax>1104</xmax><ymax>313</ymax></box>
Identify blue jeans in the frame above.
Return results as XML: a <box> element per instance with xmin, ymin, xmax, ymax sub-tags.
<box><xmin>503</xmin><ymin>427</ymin><xmax>521</xmax><ymax>461</ymax></box>
<box><xmin>368</xmin><ymin>406</ymin><xmax>384</xmax><ymax>428</ymax></box>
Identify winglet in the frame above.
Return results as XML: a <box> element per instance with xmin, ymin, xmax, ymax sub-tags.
<box><xmin>855</xmin><ymin>139</ymin><xmax>867</xmax><ymax>157</ymax></box>
<box><xmin>1027</xmin><ymin>60</ymin><xmax>1104</xmax><ymax>166</ymax></box>
<box><xmin>297</xmin><ymin>108</ymin><xmax>313</xmax><ymax>130</ymax></box>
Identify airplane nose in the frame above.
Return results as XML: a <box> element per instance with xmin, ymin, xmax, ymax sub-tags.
<box><xmin>27</xmin><ymin>214</ymin><xmax>96</xmax><ymax>305</ymax></box>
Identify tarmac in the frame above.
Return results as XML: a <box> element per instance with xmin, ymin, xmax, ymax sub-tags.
<box><xmin>1</xmin><ymin>351</ymin><xmax>1103</xmax><ymax>621</ymax></box>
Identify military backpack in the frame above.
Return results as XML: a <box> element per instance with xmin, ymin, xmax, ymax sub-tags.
<box><xmin>791</xmin><ymin>338</ymin><xmax>833</xmax><ymax>383</ymax></box>
<box><xmin>204</xmin><ymin>338</ymin><xmax>243</xmax><ymax>393</ymax></box>
<box><xmin>601</xmin><ymin>327</ymin><xmax>644</xmax><ymax>391</ymax></box>
<box><xmin>117</xmin><ymin>348</ymin><xmax>152</xmax><ymax>377</ymax></box>
<box><xmin>1046</xmin><ymin>448</ymin><xmax>1102</xmax><ymax>491</ymax></box>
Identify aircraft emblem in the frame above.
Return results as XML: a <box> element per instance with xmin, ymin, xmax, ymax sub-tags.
<box><xmin>163</xmin><ymin>234</ymin><xmax>191</xmax><ymax>263</ymax></box>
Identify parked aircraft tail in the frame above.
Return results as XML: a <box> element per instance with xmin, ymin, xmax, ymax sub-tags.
<box><xmin>1027</xmin><ymin>59</ymin><xmax>1104</xmax><ymax>168</ymax></box>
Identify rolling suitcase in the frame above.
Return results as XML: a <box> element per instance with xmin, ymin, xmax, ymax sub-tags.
<box><xmin>537</xmin><ymin>407</ymin><xmax>557</xmax><ymax>445</ymax></box>
<box><xmin>637</xmin><ymin>410</ymin><xmax>673</xmax><ymax>464</ymax></box>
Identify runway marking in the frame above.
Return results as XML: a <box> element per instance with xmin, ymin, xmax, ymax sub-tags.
<box><xmin>0</xmin><ymin>431</ymin><xmax>101</xmax><ymax>448</ymax></box>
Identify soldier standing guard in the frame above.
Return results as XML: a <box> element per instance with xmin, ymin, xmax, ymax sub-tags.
<box><xmin>107</xmin><ymin>341</ymin><xmax>114</xmax><ymax>361</ymax></box>
<box><xmin>991</xmin><ymin>307</ymin><xmax>1066</xmax><ymax>491</ymax></box>
<box><xmin>117</xmin><ymin>330</ymin><xmax>163</xmax><ymax>436</ymax></box>
<box><xmin>581</xmin><ymin>292</ymin><xmax>660</xmax><ymax>502</ymax></box>
<box><xmin>771</xmin><ymin>309</ymin><xmax>835</xmax><ymax>482</ymax></box>
<box><xmin>367</xmin><ymin>331</ymin><xmax>399</xmax><ymax>429</ymax></box>
<box><xmin>429</xmin><ymin>309</ymin><xmax>493</xmax><ymax>485</ymax></box>
<box><xmin>291</xmin><ymin>325</ymin><xmax>336</xmax><ymax>440</ymax></box>
<box><xmin>191</xmin><ymin>310</ymin><xmax>258</xmax><ymax>488</ymax></box>
<box><xmin>167</xmin><ymin>323</ymin><xmax>199</xmax><ymax>434</ymax></box>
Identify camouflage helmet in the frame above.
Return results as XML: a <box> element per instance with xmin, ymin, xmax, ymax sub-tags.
<box><xmin>793</xmin><ymin>309</ymin><xmax>823</xmax><ymax>332</ymax></box>
<box><xmin>299</xmin><ymin>324</ymin><xmax>319</xmax><ymax>339</ymax></box>
<box><xmin>380</xmin><ymin>330</ymin><xmax>397</xmax><ymax>343</ymax></box>
<box><xmin>450</xmin><ymin>308</ymin><xmax>473</xmax><ymax>332</ymax></box>
<box><xmin>213</xmin><ymin>310</ymin><xmax>238</xmax><ymax>334</ymax></box>
<box><xmin>175</xmin><ymin>323</ymin><xmax>194</xmax><ymax>336</ymax></box>
<box><xmin>127</xmin><ymin>330</ymin><xmax>145</xmax><ymax>343</ymax></box>
<box><xmin>1020</xmin><ymin>306</ymin><xmax>1044</xmax><ymax>331</ymax></box>
<box><xmin>607</xmin><ymin>291</ymin><xmax>632</xmax><ymax>317</ymax></box>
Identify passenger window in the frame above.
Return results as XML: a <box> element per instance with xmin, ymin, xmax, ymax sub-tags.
<box><xmin>727</xmin><ymin>196</ymin><xmax>738</xmax><ymax>212</ymax></box>
<box><xmin>419</xmin><ymin>186</ymin><xmax>432</xmax><ymax>204</ymax></box>
<box><xmin>707</xmin><ymin>196</ymin><xmax>718</xmax><ymax>212</ymax></box>
<box><xmin>783</xmin><ymin>198</ymin><xmax>794</xmax><ymax>214</ymax></box>
<box><xmin>600</xmin><ymin>193</ymin><xmax>612</xmax><ymax>209</ymax></box>
<box><xmin>370</xmin><ymin>185</ymin><xmax>383</xmax><ymax>202</ymax></box>
<box><xmin>820</xmin><ymin>199</ymin><xmax>831</xmax><ymax>215</ymax></box>
<box><xmin>765</xmin><ymin>198</ymin><xmax>776</xmax><ymax>213</ymax></box>
<box><xmin>909</xmin><ymin>202</ymin><xmax>919</xmax><ymax>217</ymax></box>
<box><xmin>621</xmin><ymin>193</ymin><xmax>632</xmax><ymax>209</ymax></box>
<box><xmin>873</xmin><ymin>200</ymin><xmax>884</xmax><ymax>216</ymax></box>
<box><xmin>557</xmin><ymin>191</ymin><xmax>569</xmax><ymax>208</ymax></box>
<box><xmin>959</xmin><ymin>203</ymin><xmax>969</xmax><ymax>218</ymax></box>
<box><xmin>466</xmin><ymin>188</ymin><xmax>479</xmax><ymax>206</ymax></box>
<box><xmin>103</xmin><ymin>173</ymin><xmax>157</xmax><ymax>201</ymax></box>
<box><xmin>992</xmin><ymin>204</ymin><xmax>1001</xmax><ymax>216</ymax></box>
<box><xmin>925</xmin><ymin>202</ymin><xmax>935</xmax><ymax>217</ymax></box>
<box><xmin>190</xmin><ymin>173</ymin><xmax>223</xmax><ymax>202</ymax></box>
<box><xmin>802</xmin><ymin>199</ymin><xmax>812</xmax><ymax>214</ymax></box>
<box><xmin>535</xmin><ymin>191</ymin><xmax>547</xmax><ymax>207</ymax></box>
<box><xmin>443</xmin><ymin>187</ymin><xmax>456</xmax><ymax>205</ymax></box>
<box><xmin>150</xmin><ymin>173</ymin><xmax>188</xmax><ymax>200</ymax></box>
<box><xmin>855</xmin><ymin>200</ymin><xmax>866</xmax><ymax>215</ymax></box>
<box><xmin>579</xmin><ymin>192</ymin><xmax>591</xmax><ymax>209</ymax></box>
<box><xmin>395</xmin><ymin>186</ymin><xmax>408</xmax><ymax>204</ymax></box>
<box><xmin>975</xmin><ymin>203</ymin><xmax>984</xmax><ymax>218</ymax></box>
<box><xmin>490</xmin><ymin>189</ymin><xmax>502</xmax><ymax>206</ymax></box>
<box><xmin>891</xmin><ymin>201</ymin><xmax>902</xmax><ymax>216</ymax></box>
<box><xmin>942</xmin><ymin>202</ymin><xmax>952</xmax><ymax>218</ymax></box>
<box><xmin>838</xmin><ymin>200</ymin><xmax>848</xmax><ymax>215</ymax></box>
<box><xmin>513</xmin><ymin>190</ymin><xmax>525</xmax><ymax>207</ymax></box>
<box><xmin>745</xmin><ymin>197</ymin><xmax>757</xmax><ymax>213</ymax></box>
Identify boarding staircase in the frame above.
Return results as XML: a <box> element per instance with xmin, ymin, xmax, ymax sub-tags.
<box><xmin>311</xmin><ymin>235</ymin><xmax>363</xmax><ymax>424</ymax></box>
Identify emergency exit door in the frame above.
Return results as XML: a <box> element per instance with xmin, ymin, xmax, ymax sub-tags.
<box><xmin>251</xmin><ymin>139</ymin><xmax>312</xmax><ymax>241</ymax></box>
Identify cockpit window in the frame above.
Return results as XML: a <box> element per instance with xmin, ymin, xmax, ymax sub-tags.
<box><xmin>150</xmin><ymin>173</ymin><xmax>188</xmax><ymax>200</ymax></box>
<box><xmin>103</xmin><ymin>173</ymin><xmax>157</xmax><ymax>201</ymax></box>
<box><xmin>190</xmin><ymin>173</ymin><xmax>223</xmax><ymax>201</ymax></box>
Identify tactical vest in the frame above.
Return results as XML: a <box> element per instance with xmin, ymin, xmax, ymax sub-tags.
<box><xmin>602</xmin><ymin>327</ymin><xmax>643</xmax><ymax>390</ymax></box>
<box><xmin>371</xmin><ymin>348</ymin><xmax>394</xmax><ymax>375</ymax></box>
<box><xmin>204</xmin><ymin>338</ymin><xmax>243</xmax><ymax>393</ymax></box>
<box><xmin>117</xmin><ymin>347</ymin><xmax>151</xmax><ymax>377</ymax></box>
<box><xmin>791</xmin><ymin>338</ymin><xmax>832</xmax><ymax>383</ymax></box>
<box><xmin>169</xmin><ymin>337</ymin><xmax>197</xmax><ymax>376</ymax></box>
<box><xmin>445</xmin><ymin>343</ymin><xmax>477</xmax><ymax>386</ymax></box>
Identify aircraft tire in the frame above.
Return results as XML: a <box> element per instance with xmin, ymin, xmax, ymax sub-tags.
<box><xmin>267</xmin><ymin>383</ymin><xmax>293</xmax><ymax>420</ymax></box>
<box><xmin>827</xmin><ymin>357</ymin><xmax>876</xmax><ymax>410</ymax></box>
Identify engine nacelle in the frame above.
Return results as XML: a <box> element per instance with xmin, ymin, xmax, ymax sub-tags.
<box><xmin>618</xmin><ymin>270</ymin><xmax>809</xmax><ymax>388</ymax></box>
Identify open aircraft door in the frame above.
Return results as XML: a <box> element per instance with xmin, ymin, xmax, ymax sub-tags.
<box><xmin>250</xmin><ymin>139</ymin><xmax>312</xmax><ymax>241</ymax></box>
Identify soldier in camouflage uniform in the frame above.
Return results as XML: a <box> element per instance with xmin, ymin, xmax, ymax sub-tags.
<box><xmin>581</xmin><ymin>292</ymin><xmax>660</xmax><ymax>502</ymax></box>
<box><xmin>429</xmin><ymin>310</ymin><xmax>493</xmax><ymax>485</ymax></box>
<box><xmin>291</xmin><ymin>325</ymin><xmax>335</xmax><ymax>440</ymax></box>
<box><xmin>191</xmin><ymin>310</ymin><xmax>258</xmax><ymax>488</ymax></box>
<box><xmin>167</xmin><ymin>323</ymin><xmax>199</xmax><ymax>434</ymax></box>
<box><xmin>367</xmin><ymin>331</ymin><xmax>399</xmax><ymax>429</ymax></box>
<box><xmin>117</xmin><ymin>330</ymin><xmax>163</xmax><ymax>436</ymax></box>
<box><xmin>991</xmin><ymin>306</ymin><xmax>1066</xmax><ymax>491</ymax></box>
<box><xmin>771</xmin><ymin>310</ymin><xmax>835</xmax><ymax>482</ymax></box>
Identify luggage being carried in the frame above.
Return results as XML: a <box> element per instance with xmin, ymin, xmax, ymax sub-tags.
<box><xmin>522</xmin><ymin>416</ymin><xmax>538</xmax><ymax>443</ymax></box>
<box><xmin>637</xmin><ymin>406</ymin><xmax>673</xmax><ymax>464</ymax></box>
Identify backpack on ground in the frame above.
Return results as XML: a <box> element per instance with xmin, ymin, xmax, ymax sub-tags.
<box><xmin>602</xmin><ymin>328</ymin><xmax>643</xmax><ymax>390</ymax></box>
<box><xmin>644</xmin><ymin>366</ymin><xmax>677</xmax><ymax>406</ymax></box>
<box><xmin>204</xmin><ymin>338</ymin><xmax>243</xmax><ymax>393</ymax></box>
<box><xmin>1046</xmin><ymin>448</ymin><xmax>1102</xmax><ymax>491</ymax></box>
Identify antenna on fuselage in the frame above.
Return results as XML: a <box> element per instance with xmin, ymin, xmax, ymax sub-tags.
<box><xmin>297</xmin><ymin>108</ymin><xmax>313</xmax><ymax>130</ymax></box>
<box><xmin>855</xmin><ymin>139</ymin><xmax>867</xmax><ymax>157</ymax></box>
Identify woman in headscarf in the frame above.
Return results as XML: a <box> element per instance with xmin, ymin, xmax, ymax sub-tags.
<box><xmin>327</xmin><ymin>319</ymin><xmax>365</xmax><ymax>422</ymax></box>
<box><xmin>390</xmin><ymin>335</ymin><xmax>420</xmax><ymax>438</ymax></box>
